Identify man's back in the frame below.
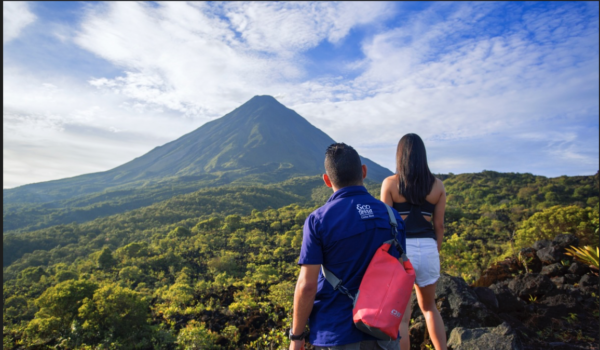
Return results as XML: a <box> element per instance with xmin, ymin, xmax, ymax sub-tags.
<box><xmin>299</xmin><ymin>185</ymin><xmax>406</xmax><ymax>347</ymax></box>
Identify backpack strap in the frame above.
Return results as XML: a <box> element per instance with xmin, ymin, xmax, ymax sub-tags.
<box><xmin>384</xmin><ymin>204</ymin><xmax>408</xmax><ymax>262</ymax></box>
<box><xmin>321</xmin><ymin>265</ymin><xmax>356</xmax><ymax>302</ymax></box>
<box><xmin>384</xmin><ymin>203</ymin><xmax>399</xmax><ymax>227</ymax></box>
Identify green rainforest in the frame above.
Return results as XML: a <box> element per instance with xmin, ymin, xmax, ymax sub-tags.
<box><xmin>3</xmin><ymin>171</ymin><xmax>598</xmax><ymax>349</ymax></box>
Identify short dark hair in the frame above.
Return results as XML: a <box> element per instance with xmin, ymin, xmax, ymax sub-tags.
<box><xmin>396</xmin><ymin>133</ymin><xmax>436</xmax><ymax>205</ymax></box>
<box><xmin>324</xmin><ymin>143</ymin><xmax>363</xmax><ymax>188</ymax></box>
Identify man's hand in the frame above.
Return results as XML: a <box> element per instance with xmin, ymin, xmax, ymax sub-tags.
<box><xmin>289</xmin><ymin>339</ymin><xmax>305</xmax><ymax>350</ymax></box>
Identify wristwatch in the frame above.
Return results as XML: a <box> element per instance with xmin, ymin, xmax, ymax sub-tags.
<box><xmin>288</xmin><ymin>328</ymin><xmax>309</xmax><ymax>340</ymax></box>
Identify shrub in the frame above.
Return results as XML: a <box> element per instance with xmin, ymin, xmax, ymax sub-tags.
<box><xmin>176</xmin><ymin>320</ymin><xmax>221</xmax><ymax>350</ymax></box>
<box><xmin>514</xmin><ymin>205</ymin><xmax>599</xmax><ymax>249</ymax></box>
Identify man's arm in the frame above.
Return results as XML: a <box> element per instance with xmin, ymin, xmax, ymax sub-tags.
<box><xmin>290</xmin><ymin>264</ymin><xmax>320</xmax><ymax>350</ymax></box>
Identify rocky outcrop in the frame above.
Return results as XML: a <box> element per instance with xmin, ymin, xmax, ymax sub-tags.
<box><xmin>507</xmin><ymin>273</ymin><xmax>555</xmax><ymax>299</ymax></box>
<box><xmin>408</xmin><ymin>233</ymin><xmax>599</xmax><ymax>350</ymax></box>
<box><xmin>447</xmin><ymin>322</ymin><xmax>522</xmax><ymax>350</ymax></box>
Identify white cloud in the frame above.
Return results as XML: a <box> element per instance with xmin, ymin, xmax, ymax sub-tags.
<box><xmin>290</xmin><ymin>2</ymin><xmax>599</xmax><ymax>175</ymax></box>
<box><xmin>74</xmin><ymin>1</ymin><xmax>394</xmax><ymax>118</ymax></box>
<box><xmin>3</xmin><ymin>1</ymin><xmax>36</xmax><ymax>43</ymax></box>
<box><xmin>3</xmin><ymin>2</ymin><xmax>598</xmax><ymax>187</ymax></box>
<box><xmin>2</xmin><ymin>65</ymin><xmax>202</xmax><ymax>188</ymax></box>
<box><xmin>223</xmin><ymin>2</ymin><xmax>393</xmax><ymax>54</ymax></box>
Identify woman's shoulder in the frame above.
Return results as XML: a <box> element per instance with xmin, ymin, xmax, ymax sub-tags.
<box><xmin>434</xmin><ymin>177</ymin><xmax>445</xmax><ymax>190</ymax></box>
<box><xmin>427</xmin><ymin>177</ymin><xmax>446</xmax><ymax>204</ymax></box>
<box><xmin>382</xmin><ymin>175</ymin><xmax>398</xmax><ymax>188</ymax></box>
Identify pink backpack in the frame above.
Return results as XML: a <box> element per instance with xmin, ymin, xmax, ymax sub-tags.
<box><xmin>322</xmin><ymin>204</ymin><xmax>416</xmax><ymax>340</ymax></box>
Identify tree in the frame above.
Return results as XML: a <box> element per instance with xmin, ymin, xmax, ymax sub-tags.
<box><xmin>163</xmin><ymin>283</ymin><xmax>195</xmax><ymax>308</ymax></box>
<box><xmin>78</xmin><ymin>283</ymin><xmax>151</xmax><ymax>347</ymax></box>
<box><xmin>19</xmin><ymin>266</ymin><xmax>47</xmax><ymax>283</ymax></box>
<box><xmin>514</xmin><ymin>205</ymin><xmax>599</xmax><ymax>249</ymax></box>
<box><xmin>26</xmin><ymin>279</ymin><xmax>98</xmax><ymax>341</ymax></box>
<box><xmin>119</xmin><ymin>266</ymin><xmax>144</xmax><ymax>283</ymax></box>
<box><xmin>294</xmin><ymin>210</ymin><xmax>308</xmax><ymax>225</ymax></box>
<box><xmin>207</xmin><ymin>251</ymin><xmax>241</xmax><ymax>277</ymax></box>
<box><xmin>168</xmin><ymin>226</ymin><xmax>192</xmax><ymax>239</ymax></box>
<box><xmin>223</xmin><ymin>215</ymin><xmax>242</xmax><ymax>232</ymax></box>
<box><xmin>55</xmin><ymin>270</ymin><xmax>78</xmax><ymax>282</ymax></box>
<box><xmin>115</xmin><ymin>242</ymin><xmax>148</xmax><ymax>259</ymax></box>
<box><xmin>176</xmin><ymin>320</ymin><xmax>221</xmax><ymax>350</ymax></box>
<box><xmin>96</xmin><ymin>247</ymin><xmax>116</xmax><ymax>270</ymax></box>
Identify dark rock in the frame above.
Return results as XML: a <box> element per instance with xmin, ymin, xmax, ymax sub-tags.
<box><xmin>519</xmin><ymin>247</ymin><xmax>536</xmax><ymax>255</ymax></box>
<box><xmin>489</xmin><ymin>284</ymin><xmax>525</xmax><ymax>312</ymax></box>
<box><xmin>473</xmin><ymin>287</ymin><xmax>499</xmax><ymax>311</ymax></box>
<box><xmin>434</xmin><ymin>274</ymin><xmax>502</xmax><ymax>330</ymax></box>
<box><xmin>579</xmin><ymin>274</ymin><xmax>599</xmax><ymax>294</ymax></box>
<box><xmin>408</xmin><ymin>319</ymin><xmax>426</xmax><ymax>347</ymax></box>
<box><xmin>409</xmin><ymin>291</ymin><xmax>419</xmax><ymax>318</ymax></box>
<box><xmin>507</xmin><ymin>273</ymin><xmax>554</xmax><ymax>299</ymax></box>
<box><xmin>550</xmin><ymin>276</ymin><xmax>565</xmax><ymax>288</ymax></box>
<box><xmin>490</xmin><ymin>279</ymin><xmax>510</xmax><ymax>289</ymax></box>
<box><xmin>539</xmin><ymin>293</ymin><xmax>579</xmax><ymax>311</ymax></box>
<box><xmin>497</xmin><ymin>313</ymin><xmax>528</xmax><ymax>333</ymax></box>
<box><xmin>568</xmin><ymin>262</ymin><xmax>587</xmax><ymax>276</ymax></box>
<box><xmin>536</xmin><ymin>246</ymin><xmax>563</xmax><ymax>264</ymax></box>
<box><xmin>553</xmin><ymin>234</ymin><xmax>579</xmax><ymax>248</ymax></box>
<box><xmin>559</xmin><ymin>284</ymin><xmax>578</xmax><ymax>293</ymax></box>
<box><xmin>541</xmin><ymin>263</ymin><xmax>565</xmax><ymax>277</ymax></box>
<box><xmin>447</xmin><ymin>322</ymin><xmax>522</xmax><ymax>350</ymax></box>
<box><xmin>564</xmin><ymin>273</ymin><xmax>579</xmax><ymax>284</ymax></box>
<box><xmin>533</xmin><ymin>240</ymin><xmax>551</xmax><ymax>250</ymax></box>
<box><xmin>472</xmin><ymin>258</ymin><xmax>520</xmax><ymax>287</ymax></box>
<box><xmin>517</xmin><ymin>247</ymin><xmax>543</xmax><ymax>273</ymax></box>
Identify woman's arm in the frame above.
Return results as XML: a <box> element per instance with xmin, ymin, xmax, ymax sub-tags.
<box><xmin>433</xmin><ymin>179</ymin><xmax>446</xmax><ymax>252</ymax></box>
<box><xmin>380</xmin><ymin>176</ymin><xmax>395</xmax><ymax>206</ymax></box>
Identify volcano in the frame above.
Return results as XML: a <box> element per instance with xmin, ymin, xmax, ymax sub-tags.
<box><xmin>4</xmin><ymin>95</ymin><xmax>392</xmax><ymax>204</ymax></box>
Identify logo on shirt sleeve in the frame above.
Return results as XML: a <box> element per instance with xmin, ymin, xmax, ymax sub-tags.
<box><xmin>356</xmin><ymin>204</ymin><xmax>374</xmax><ymax>219</ymax></box>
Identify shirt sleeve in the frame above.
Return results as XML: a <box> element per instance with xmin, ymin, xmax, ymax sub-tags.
<box><xmin>298</xmin><ymin>214</ymin><xmax>324</xmax><ymax>265</ymax></box>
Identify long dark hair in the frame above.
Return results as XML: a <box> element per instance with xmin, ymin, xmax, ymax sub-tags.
<box><xmin>396</xmin><ymin>133</ymin><xmax>436</xmax><ymax>205</ymax></box>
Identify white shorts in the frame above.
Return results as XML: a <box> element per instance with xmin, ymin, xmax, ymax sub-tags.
<box><xmin>405</xmin><ymin>238</ymin><xmax>440</xmax><ymax>287</ymax></box>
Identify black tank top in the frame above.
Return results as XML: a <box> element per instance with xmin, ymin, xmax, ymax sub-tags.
<box><xmin>392</xmin><ymin>201</ymin><xmax>436</xmax><ymax>240</ymax></box>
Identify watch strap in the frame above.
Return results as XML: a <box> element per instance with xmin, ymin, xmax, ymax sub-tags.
<box><xmin>289</xmin><ymin>328</ymin><xmax>309</xmax><ymax>340</ymax></box>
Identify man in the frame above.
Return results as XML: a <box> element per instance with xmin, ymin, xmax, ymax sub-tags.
<box><xmin>289</xmin><ymin>143</ymin><xmax>407</xmax><ymax>350</ymax></box>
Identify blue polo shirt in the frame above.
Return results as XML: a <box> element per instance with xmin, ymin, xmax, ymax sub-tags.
<box><xmin>298</xmin><ymin>186</ymin><xmax>406</xmax><ymax>347</ymax></box>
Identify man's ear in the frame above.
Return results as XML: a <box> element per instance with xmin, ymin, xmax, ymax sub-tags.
<box><xmin>323</xmin><ymin>174</ymin><xmax>333</xmax><ymax>188</ymax></box>
<box><xmin>361</xmin><ymin>164</ymin><xmax>367</xmax><ymax>180</ymax></box>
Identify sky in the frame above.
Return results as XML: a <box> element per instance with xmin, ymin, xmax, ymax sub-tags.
<box><xmin>3</xmin><ymin>1</ymin><xmax>599</xmax><ymax>189</ymax></box>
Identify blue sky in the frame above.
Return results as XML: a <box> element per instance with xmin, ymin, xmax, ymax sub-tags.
<box><xmin>3</xmin><ymin>1</ymin><xmax>599</xmax><ymax>188</ymax></box>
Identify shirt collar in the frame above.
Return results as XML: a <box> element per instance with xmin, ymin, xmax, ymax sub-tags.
<box><xmin>326</xmin><ymin>185</ymin><xmax>369</xmax><ymax>203</ymax></box>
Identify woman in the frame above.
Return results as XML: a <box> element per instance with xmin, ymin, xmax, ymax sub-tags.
<box><xmin>380</xmin><ymin>133</ymin><xmax>447</xmax><ymax>350</ymax></box>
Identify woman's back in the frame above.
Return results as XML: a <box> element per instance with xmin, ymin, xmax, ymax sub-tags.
<box><xmin>382</xmin><ymin>175</ymin><xmax>445</xmax><ymax>223</ymax></box>
<box><xmin>380</xmin><ymin>133</ymin><xmax>448</xmax><ymax>350</ymax></box>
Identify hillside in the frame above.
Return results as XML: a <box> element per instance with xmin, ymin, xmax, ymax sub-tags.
<box><xmin>3</xmin><ymin>95</ymin><xmax>391</xmax><ymax>208</ymax></box>
<box><xmin>2</xmin><ymin>176</ymin><xmax>384</xmax><ymax>269</ymax></box>
<box><xmin>2</xmin><ymin>171</ymin><xmax>598</xmax><ymax>349</ymax></box>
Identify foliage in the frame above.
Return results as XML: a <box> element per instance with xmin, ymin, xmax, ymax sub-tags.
<box><xmin>564</xmin><ymin>246</ymin><xmax>600</xmax><ymax>269</ymax></box>
<box><xmin>3</xmin><ymin>178</ymin><xmax>328</xmax><ymax>267</ymax></box>
<box><xmin>96</xmin><ymin>247</ymin><xmax>117</xmax><ymax>270</ymax></box>
<box><xmin>2</xmin><ymin>171</ymin><xmax>598</xmax><ymax>349</ymax></box>
<box><xmin>440</xmin><ymin>234</ymin><xmax>482</xmax><ymax>283</ymax></box>
<box><xmin>77</xmin><ymin>284</ymin><xmax>152</xmax><ymax>348</ymax></box>
<box><xmin>26</xmin><ymin>279</ymin><xmax>98</xmax><ymax>341</ymax></box>
<box><xmin>514</xmin><ymin>205</ymin><xmax>599</xmax><ymax>249</ymax></box>
<box><xmin>176</xmin><ymin>321</ymin><xmax>221</xmax><ymax>350</ymax></box>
